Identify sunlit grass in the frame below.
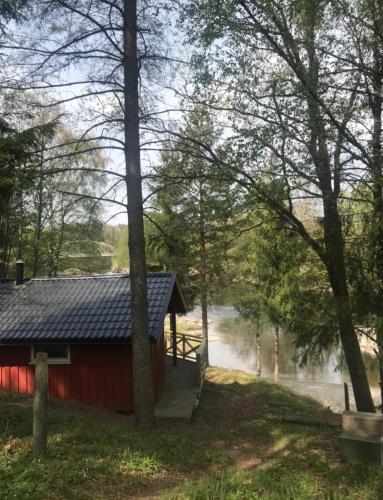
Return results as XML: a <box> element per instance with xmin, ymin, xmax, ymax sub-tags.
<box><xmin>0</xmin><ymin>391</ymin><xmax>225</xmax><ymax>499</ymax></box>
<box><xmin>0</xmin><ymin>368</ymin><xmax>381</xmax><ymax>499</ymax></box>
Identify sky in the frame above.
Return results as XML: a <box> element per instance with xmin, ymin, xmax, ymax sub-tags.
<box><xmin>2</xmin><ymin>2</ymin><xmax>191</xmax><ymax>226</ymax></box>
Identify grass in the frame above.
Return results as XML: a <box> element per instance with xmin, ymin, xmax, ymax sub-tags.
<box><xmin>0</xmin><ymin>368</ymin><xmax>382</xmax><ymax>499</ymax></box>
<box><xmin>164</xmin><ymin>316</ymin><xmax>203</xmax><ymax>335</ymax></box>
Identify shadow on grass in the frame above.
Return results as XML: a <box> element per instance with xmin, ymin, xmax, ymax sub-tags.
<box><xmin>0</xmin><ymin>368</ymin><xmax>381</xmax><ymax>500</ymax></box>
<box><xmin>0</xmin><ymin>391</ymin><xmax>226</xmax><ymax>499</ymax></box>
<box><xmin>180</xmin><ymin>369</ymin><xmax>381</xmax><ymax>499</ymax></box>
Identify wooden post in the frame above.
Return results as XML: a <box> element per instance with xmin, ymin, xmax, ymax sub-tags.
<box><xmin>33</xmin><ymin>352</ymin><xmax>48</xmax><ymax>457</ymax></box>
<box><xmin>344</xmin><ymin>382</ymin><xmax>350</xmax><ymax>411</ymax></box>
<box><xmin>170</xmin><ymin>312</ymin><xmax>177</xmax><ymax>366</ymax></box>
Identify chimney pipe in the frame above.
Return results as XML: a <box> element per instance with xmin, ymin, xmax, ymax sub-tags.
<box><xmin>16</xmin><ymin>260</ymin><xmax>24</xmax><ymax>286</ymax></box>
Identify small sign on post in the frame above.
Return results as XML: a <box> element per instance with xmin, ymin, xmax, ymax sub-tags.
<box><xmin>33</xmin><ymin>352</ymin><xmax>48</xmax><ymax>457</ymax></box>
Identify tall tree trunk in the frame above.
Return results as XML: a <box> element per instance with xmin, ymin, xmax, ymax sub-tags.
<box><xmin>123</xmin><ymin>0</ymin><xmax>155</xmax><ymax>427</ymax></box>
<box><xmin>46</xmin><ymin>184</ymin><xmax>54</xmax><ymax>278</ymax></box>
<box><xmin>32</xmin><ymin>152</ymin><xmax>44</xmax><ymax>277</ymax></box>
<box><xmin>199</xmin><ymin>180</ymin><xmax>209</xmax><ymax>365</ymax></box>
<box><xmin>256</xmin><ymin>317</ymin><xmax>261</xmax><ymax>377</ymax></box>
<box><xmin>376</xmin><ymin>319</ymin><xmax>383</xmax><ymax>412</ymax></box>
<box><xmin>274</xmin><ymin>323</ymin><xmax>279</xmax><ymax>384</ymax></box>
<box><xmin>33</xmin><ymin>177</ymin><xmax>43</xmax><ymax>276</ymax></box>
<box><xmin>302</xmin><ymin>4</ymin><xmax>375</xmax><ymax>412</ymax></box>
<box><xmin>370</xmin><ymin>0</ymin><xmax>383</xmax><ymax>412</ymax></box>
<box><xmin>16</xmin><ymin>190</ymin><xmax>24</xmax><ymax>261</ymax></box>
<box><xmin>321</xmin><ymin>171</ymin><xmax>375</xmax><ymax>412</ymax></box>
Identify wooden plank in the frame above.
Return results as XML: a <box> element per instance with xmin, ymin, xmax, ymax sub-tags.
<box><xmin>10</xmin><ymin>366</ymin><xmax>19</xmax><ymax>392</ymax></box>
<box><xmin>2</xmin><ymin>366</ymin><xmax>10</xmax><ymax>390</ymax></box>
<box><xmin>19</xmin><ymin>366</ymin><xmax>27</xmax><ymax>393</ymax></box>
<box><xmin>27</xmin><ymin>365</ymin><xmax>34</xmax><ymax>394</ymax></box>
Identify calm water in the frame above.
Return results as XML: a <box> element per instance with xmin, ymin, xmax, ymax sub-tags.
<box><xmin>185</xmin><ymin>306</ymin><xmax>381</xmax><ymax>412</ymax></box>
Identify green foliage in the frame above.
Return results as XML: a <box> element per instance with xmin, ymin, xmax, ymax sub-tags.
<box><xmin>342</xmin><ymin>189</ymin><xmax>381</xmax><ymax>320</ymax></box>
<box><xmin>0</xmin><ymin>0</ymin><xmax>29</xmax><ymax>29</ymax></box>
<box><xmin>179</xmin><ymin>0</ymin><xmax>383</xmax><ymax>384</ymax></box>
<box><xmin>0</xmin><ymin>119</ymin><xmax>58</xmax><ymax>276</ymax></box>
<box><xmin>228</xmin><ymin>208</ymin><xmax>339</xmax><ymax>363</ymax></box>
<box><xmin>112</xmin><ymin>225</ymin><xmax>129</xmax><ymax>271</ymax></box>
<box><xmin>147</xmin><ymin>107</ymin><xmax>242</xmax><ymax>304</ymax></box>
<box><xmin>0</xmin><ymin>100</ymin><xmax>109</xmax><ymax>278</ymax></box>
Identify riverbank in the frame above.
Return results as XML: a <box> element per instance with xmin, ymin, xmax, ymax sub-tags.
<box><xmin>179</xmin><ymin>306</ymin><xmax>381</xmax><ymax>412</ymax></box>
<box><xmin>0</xmin><ymin>368</ymin><xmax>381</xmax><ymax>499</ymax></box>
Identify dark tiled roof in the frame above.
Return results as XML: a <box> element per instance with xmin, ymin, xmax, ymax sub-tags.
<box><xmin>0</xmin><ymin>117</ymin><xmax>11</xmax><ymax>132</ymax></box>
<box><xmin>0</xmin><ymin>273</ymin><xmax>186</xmax><ymax>344</ymax></box>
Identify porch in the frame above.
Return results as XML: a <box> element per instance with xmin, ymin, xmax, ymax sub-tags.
<box><xmin>155</xmin><ymin>317</ymin><xmax>207</xmax><ymax>422</ymax></box>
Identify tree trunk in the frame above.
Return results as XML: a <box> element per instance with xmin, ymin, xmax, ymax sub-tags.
<box><xmin>274</xmin><ymin>323</ymin><xmax>279</xmax><ymax>384</ymax></box>
<box><xmin>323</xmin><ymin>206</ymin><xmax>375</xmax><ymax>412</ymax></box>
<box><xmin>376</xmin><ymin>318</ymin><xmax>383</xmax><ymax>412</ymax></box>
<box><xmin>47</xmin><ymin>186</ymin><xmax>55</xmax><ymax>278</ymax></box>
<box><xmin>302</xmin><ymin>6</ymin><xmax>375</xmax><ymax>412</ymax></box>
<box><xmin>256</xmin><ymin>317</ymin><xmax>261</xmax><ymax>377</ymax></box>
<box><xmin>32</xmin><ymin>157</ymin><xmax>44</xmax><ymax>277</ymax></box>
<box><xmin>370</xmin><ymin>2</ymin><xmax>383</xmax><ymax>411</ymax></box>
<box><xmin>199</xmin><ymin>180</ymin><xmax>209</xmax><ymax>365</ymax></box>
<box><xmin>16</xmin><ymin>190</ymin><xmax>23</xmax><ymax>261</ymax></box>
<box><xmin>123</xmin><ymin>0</ymin><xmax>155</xmax><ymax>427</ymax></box>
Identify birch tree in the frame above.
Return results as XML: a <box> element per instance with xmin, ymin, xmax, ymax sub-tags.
<box><xmin>181</xmin><ymin>0</ymin><xmax>377</xmax><ymax>411</ymax></box>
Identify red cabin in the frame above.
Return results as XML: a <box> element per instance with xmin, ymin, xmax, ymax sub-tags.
<box><xmin>0</xmin><ymin>272</ymin><xmax>187</xmax><ymax>412</ymax></box>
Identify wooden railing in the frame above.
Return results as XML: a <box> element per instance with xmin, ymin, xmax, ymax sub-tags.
<box><xmin>165</xmin><ymin>331</ymin><xmax>202</xmax><ymax>361</ymax></box>
<box><xmin>165</xmin><ymin>331</ymin><xmax>208</xmax><ymax>387</ymax></box>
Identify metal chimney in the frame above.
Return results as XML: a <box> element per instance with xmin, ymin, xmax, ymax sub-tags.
<box><xmin>16</xmin><ymin>260</ymin><xmax>24</xmax><ymax>286</ymax></box>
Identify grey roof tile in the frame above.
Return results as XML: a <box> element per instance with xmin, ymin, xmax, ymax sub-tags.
<box><xmin>0</xmin><ymin>272</ymin><xmax>182</xmax><ymax>344</ymax></box>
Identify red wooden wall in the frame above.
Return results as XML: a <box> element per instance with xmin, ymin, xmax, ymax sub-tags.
<box><xmin>0</xmin><ymin>334</ymin><xmax>166</xmax><ymax>412</ymax></box>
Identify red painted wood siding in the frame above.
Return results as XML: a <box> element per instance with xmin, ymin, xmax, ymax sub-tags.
<box><xmin>0</xmin><ymin>334</ymin><xmax>166</xmax><ymax>412</ymax></box>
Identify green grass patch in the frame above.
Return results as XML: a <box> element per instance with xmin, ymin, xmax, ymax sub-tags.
<box><xmin>168</xmin><ymin>462</ymin><xmax>382</xmax><ymax>500</ymax></box>
<box><xmin>0</xmin><ymin>391</ymin><xmax>225</xmax><ymax>499</ymax></box>
<box><xmin>0</xmin><ymin>368</ymin><xmax>381</xmax><ymax>499</ymax></box>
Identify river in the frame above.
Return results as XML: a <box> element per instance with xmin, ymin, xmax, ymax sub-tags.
<box><xmin>184</xmin><ymin>305</ymin><xmax>381</xmax><ymax>412</ymax></box>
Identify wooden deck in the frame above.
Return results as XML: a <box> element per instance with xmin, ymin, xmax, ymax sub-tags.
<box><xmin>155</xmin><ymin>334</ymin><xmax>207</xmax><ymax>422</ymax></box>
<box><xmin>155</xmin><ymin>358</ymin><xmax>200</xmax><ymax>421</ymax></box>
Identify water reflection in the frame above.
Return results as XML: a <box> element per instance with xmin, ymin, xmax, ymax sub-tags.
<box><xmin>185</xmin><ymin>306</ymin><xmax>380</xmax><ymax>412</ymax></box>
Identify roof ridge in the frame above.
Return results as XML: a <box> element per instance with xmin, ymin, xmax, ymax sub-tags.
<box><xmin>30</xmin><ymin>271</ymin><xmax>175</xmax><ymax>282</ymax></box>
